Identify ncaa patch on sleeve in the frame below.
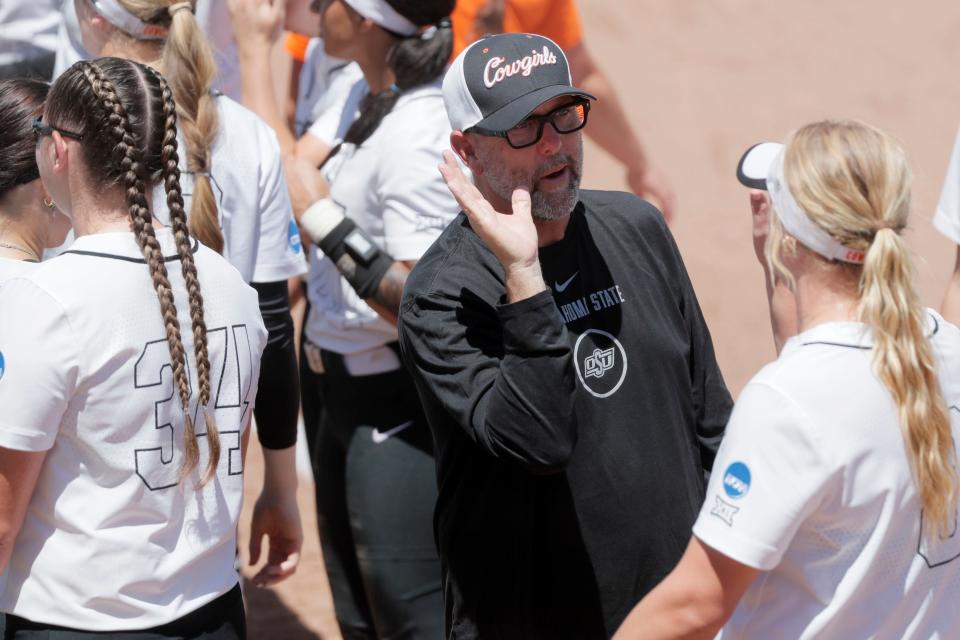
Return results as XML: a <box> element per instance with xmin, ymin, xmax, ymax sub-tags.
<box><xmin>0</xmin><ymin>351</ymin><xmax>5</xmax><ymax>381</ymax></box>
<box><xmin>723</xmin><ymin>461</ymin><xmax>751</xmax><ymax>499</ymax></box>
<box><xmin>288</xmin><ymin>220</ymin><xmax>303</xmax><ymax>255</ymax></box>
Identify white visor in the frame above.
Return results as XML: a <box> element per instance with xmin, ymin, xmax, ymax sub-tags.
<box><xmin>343</xmin><ymin>0</ymin><xmax>419</xmax><ymax>37</ymax></box>
<box><xmin>737</xmin><ymin>142</ymin><xmax>866</xmax><ymax>265</ymax></box>
<box><xmin>90</xmin><ymin>0</ymin><xmax>168</xmax><ymax>40</ymax></box>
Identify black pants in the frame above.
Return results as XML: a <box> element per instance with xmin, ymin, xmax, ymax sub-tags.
<box><xmin>301</xmin><ymin>350</ymin><xmax>442</xmax><ymax>640</ymax></box>
<box><xmin>2</xmin><ymin>584</ymin><xmax>244</xmax><ymax>639</ymax></box>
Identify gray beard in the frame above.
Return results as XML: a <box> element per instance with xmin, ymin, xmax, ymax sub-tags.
<box><xmin>531</xmin><ymin>184</ymin><xmax>580</xmax><ymax>221</ymax></box>
<box><xmin>475</xmin><ymin>144</ymin><xmax>582</xmax><ymax>221</ymax></box>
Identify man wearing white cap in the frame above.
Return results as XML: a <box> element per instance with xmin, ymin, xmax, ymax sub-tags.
<box><xmin>397</xmin><ymin>32</ymin><xmax>732</xmax><ymax>639</ymax></box>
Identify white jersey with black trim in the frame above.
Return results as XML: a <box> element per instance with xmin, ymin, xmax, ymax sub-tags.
<box><xmin>693</xmin><ymin>310</ymin><xmax>960</xmax><ymax>639</ymax></box>
<box><xmin>0</xmin><ymin>257</ymin><xmax>36</xmax><ymax>282</ymax></box>
<box><xmin>304</xmin><ymin>80</ymin><xmax>460</xmax><ymax>360</ymax></box>
<box><xmin>0</xmin><ymin>229</ymin><xmax>267</xmax><ymax>631</ymax></box>
<box><xmin>934</xmin><ymin>128</ymin><xmax>960</xmax><ymax>245</ymax></box>
<box><xmin>149</xmin><ymin>95</ymin><xmax>307</xmax><ymax>284</ymax></box>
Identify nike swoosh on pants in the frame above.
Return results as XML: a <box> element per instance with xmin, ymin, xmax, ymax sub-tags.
<box><xmin>371</xmin><ymin>420</ymin><xmax>415</xmax><ymax>444</ymax></box>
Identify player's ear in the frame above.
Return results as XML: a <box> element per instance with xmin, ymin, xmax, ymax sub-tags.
<box><xmin>450</xmin><ymin>130</ymin><xmax>481</xmax><ymax>176</ymax></box>
<box><xmin>50</xmin><ymin>130</ymin><xmax>70</xmax><ymax>173</ymax></box>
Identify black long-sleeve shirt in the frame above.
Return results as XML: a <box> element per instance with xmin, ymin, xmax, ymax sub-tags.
<box><xmin>398</xmin><ymin>191</ymin><xmax>733</xmax><ymax>639</ymax></box>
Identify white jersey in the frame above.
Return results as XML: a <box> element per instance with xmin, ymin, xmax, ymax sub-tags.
<box><xmin>0</xmin><ymin>0</ymin><xmax>59</xmax><ymax>67</ymax></box>
<box><xmin>0</xmin><ymin>257</ymin><xmax>36</xmax><ymax>282</ymax></box>
<box><xmin>294</xmin><ymin>37</ymin><xmax>363</xmax><ymax>141</ymax></box>
<box><xmin>0</xmin><ymin>229</ymin><xmax>267</xmax><ymax>630</ymax></box>
<box><xmin>934</xmin><ymin>128</ymin><xmax>960</xmax><ymax>245</ymax></box>
<box><xmin>52</xmin><ymin>0</ymin><xmax>241</xmax><ymax>100</ymax></box>
<box><xmin>305</xmin><ymin>80</ymin><xmax>459</xmax><ymax>363</ymax></box>
<box><xmin>693</xmin><ymin>310</ymin><xmax>960</xmax><ymax>640</ymax></box>
<box><xmin>150</xmin><ymin>95</ymin><xmax>307</xmax><ymax>284</ymax></box>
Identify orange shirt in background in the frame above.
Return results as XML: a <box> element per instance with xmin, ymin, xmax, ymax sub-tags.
<box><xmin>450</xmin><ymin>0</ymin><xmax>584</xmax><ymax>58</ymax></box>
<box><xmin>285</xmin><ymin>32</ymin><xmax>311</xmax><ymax>62</ymax></box>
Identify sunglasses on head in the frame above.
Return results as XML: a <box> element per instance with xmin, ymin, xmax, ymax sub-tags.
<box><xmin>467</xmin><ymin>99</ymin><xmax>591</xmax><ymax>149</ymax></box>
<box><xmin>31</xmin><ymin>117</ymin><xmax>85</xmax><ymax>143</ymax></box>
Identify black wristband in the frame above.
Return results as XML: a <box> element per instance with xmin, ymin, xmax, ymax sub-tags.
<box><xmin>317</xmin><ymin>218</ymin><xmax>395</xmax><ymax>299</ymax></box>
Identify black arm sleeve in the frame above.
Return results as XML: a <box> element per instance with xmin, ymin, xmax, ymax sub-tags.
<box><xmin>399</xmin><ymin>288</ymin><xmax>579</xmax><ymax>473</ymax></box>
<box><xmin>251</xmin><ymin>280</ymin><xmax>300</xmax><ymax>450</ymax></box>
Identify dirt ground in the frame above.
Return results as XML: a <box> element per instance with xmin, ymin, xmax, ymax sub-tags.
<box><xmin>239</xmin><ymin>1</ymin><xmax>960</xmax><ymax>637</ymax></box>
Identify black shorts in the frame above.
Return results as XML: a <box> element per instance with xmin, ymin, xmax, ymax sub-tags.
<box><xmin>3</xmin><ymin>583</ymin><xmax>245</xmax><ymax>639</ymax></box>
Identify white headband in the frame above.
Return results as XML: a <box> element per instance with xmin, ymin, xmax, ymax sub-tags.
<box><xmin>90</xmin><ymin>0</ymin><xmax>169</xmax><ymax>40</ymax></box>
<box><xmin>767</xmin><ymin>149</ymin><xmax>866</xmax><ymax>264</ymax></box>
<box><xmin>344</xmin><ymin>0</ymin><xmax>419</xmax><ymax>37</ymax></box>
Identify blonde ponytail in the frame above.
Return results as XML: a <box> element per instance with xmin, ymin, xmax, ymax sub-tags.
<box><xmin>777</xmin><ymin>120</ymin><xmax>958</xmax><ymax>538</ymax></box>
<box><xmin>118</xmin><ymin>0</ymin><xmax>224</xmax><ymax>254</ymax></box>
<box><xmin>160</xmin><ymin>3</ymin><xmax>223</xmax><ymax>253</ymax></box>
<box><xmin>860</xmin><ymin>227</ymin><xmax>956</xmax><ymax>537</ymax></box>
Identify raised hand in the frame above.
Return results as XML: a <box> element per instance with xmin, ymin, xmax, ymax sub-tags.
<box><xmin>438</xmin><ymin>150</ymin><xmax>539</xmax><ymax>271</ymax></box>
<box><xmin>227</xmin><ymin>0</ymin><xmax>285</xmax><ymax>55</ymax></box>
<box><xmin>438</xmin><ymin>151</ymin><xmax>545</xmax><ymax>302</ymax></box>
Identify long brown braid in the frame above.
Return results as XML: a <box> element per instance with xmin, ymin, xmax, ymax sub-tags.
<box><xmin>148</xmin><ymin>65</ymin><xmax>221</xmax><ymax>484</ymax></box>
<box><xmin>73</xmin><ymin>59</ymin><xmax>207</xmax><ymax>484</ymax></box>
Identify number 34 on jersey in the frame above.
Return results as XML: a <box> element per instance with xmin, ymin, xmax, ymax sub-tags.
<box><xmin>133</xmin><ymin>324</ymin><xmax>255</xmax><ymax>491</ymax></box>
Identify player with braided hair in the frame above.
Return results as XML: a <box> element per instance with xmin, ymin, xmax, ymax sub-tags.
<box><xmin>72</xmin><ymin>0</ymin><xmax>307</xmax><ymax>584</ymax></box>
<box><xmin>149</xmin><ymin>65</ymin><xmax>222</xmax><ymax>482</ymax></box>
<box><xmin>76</xmin><ymin>59</ymin><xmax>205</xmax><ymax>480</ymax></box>
<box><xmin>0</xmin><ymin>57</ymin><xmax>267</xmax><ymax>637</ymax></box>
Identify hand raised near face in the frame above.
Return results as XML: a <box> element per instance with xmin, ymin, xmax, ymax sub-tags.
<box><xmin>439</xmin><ymin>150</ymin><xmax>546</xmax><ymax>302</ymax></box>
<box><xmin>439</xmin><ymin>150</ymin><xmax>540</xmax><ymax>271</ymax></box>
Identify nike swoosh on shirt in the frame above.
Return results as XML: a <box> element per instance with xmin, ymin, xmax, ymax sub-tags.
<box><xmin>554</xmin><ymin>272</ymin><xmax>579</xmax><ymax>293</ymax></box>
<box><xmin>371</xmin><ymin>420</ymin><xmax>415</xmax><ymax>444</ymax></box>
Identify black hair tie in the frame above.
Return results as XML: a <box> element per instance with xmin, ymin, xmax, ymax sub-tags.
<box><xmin>436</xmin><ymin>16</ymin><xmax>452</xmax><ymax>29</ymax></box>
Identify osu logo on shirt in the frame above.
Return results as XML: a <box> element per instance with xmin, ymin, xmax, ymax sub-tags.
<box><xmin>573</xmin><ymin>329</ymin><xmax>627</xmax><ymax>399</ymax></box>
<box><xmin>584</xmin><ymin>346</ymin><xmax>615</xmax><ymax>379</ymax></box>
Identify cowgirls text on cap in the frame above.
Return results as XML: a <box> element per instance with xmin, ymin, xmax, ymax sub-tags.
<box><xmin>442</xmin><ymin>33</ymin><xmax>595</xmax><ymax>133</ymax></box>
<box><xmin>483</xmin><ymin>45</ymin><xmax>559</xmax><ymax>89</ymax></box>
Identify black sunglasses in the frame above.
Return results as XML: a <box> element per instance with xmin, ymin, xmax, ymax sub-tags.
<box><xmin>32</xmin><ymin>117</ymin><xmax>85</xmax><ymax>142</ymax></box>
<box><xmin>468</xmin><ymin>99</ymin><xmax>591</xmax><ymax>149</ymax></box>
